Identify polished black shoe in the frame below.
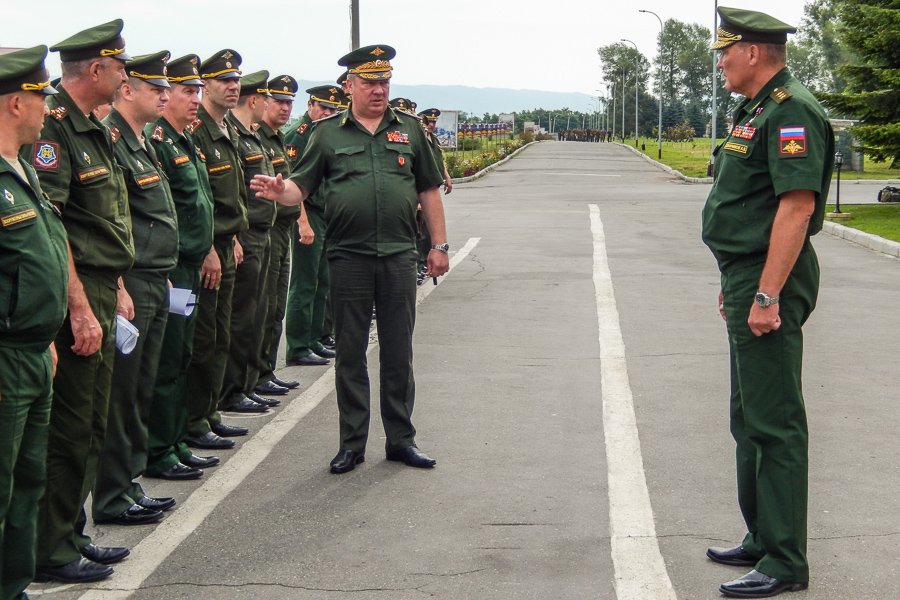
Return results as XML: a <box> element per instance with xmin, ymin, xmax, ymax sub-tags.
<box><xmin>720</xmin><ymin>570</ymin><xmax>808</xmax><ymax>598</ymax></box>
<box><xmin>145</xmin><ymin>462</ymin><xmax>203</xmax><ymax>480</ymax></box>
<box><xmin>182</xmin><ymin>453</ymin><xmax>220</xmax><ymax>468</ymax></box>
<box><xmin>330</xmin><ymin>449</ymin><xmax>365</xmax><ymax>474</ymax></box>
<box><xmin>221</xmin><ymin>395</ymin><xmax>269</xmax><ymax>413</ymax></box>
<box><xmin>272</xmin><ymin>376</ymin><xmax>300</xmax><ymax>389</ymax></box>
<box><xmin>95</xmin><ymin>503</ymin><xmax>163</xmax><ymax>526</ymax></box>
<box><xmin>35</xmin><ymin>558</ymin><xmax>113</xmax><ymax>583</ymax></box>
<box><xmin>286</xmin><ymin>354</ymin><xmax>329</xmax><ymax>366</ymax></box>
<box><xmin>311</xmin><ymin>344</ymin><xmax>336</xmax><ymax>359</ymax></box>
<box><xmin>81</xmin><ymin>543</ymin><xmax>130</xmax><ymax>565</ymax></box>
<box><xmin>320</xmin><ymin>336</ymin><xmax>336</xmax><ymax>350</ymax></box>
<box><xmin>255</xmin><ymin>380</ymin><xmax>289</xmax><ymax>395</ymax></box>
<box><xmin>386</xmin><ymin>446</ymin><xmax>436</xmax><ymax>468</ymax></box>
<box><xmin>137</xmin><ymin>496</ymin><xmax>176</xmax><ymax>512</ymax></box>
<box><xmin>707</xmin><ymin>545</ymin><xmax>759</xmax><ymax>567</ymax></box>
<box><xmin>211</xmin><ymin>422</ymin><xmax>248</xmax><ymax>437</ymax></box>
<box><xmin>184</xmin><ymin>431</ymin><xmax>236</xmax><ymax>450</ymax></box>
<box><xmin>249</xmin><ymin>392</ymin><xmax>281</xmax><ymax>407</ymax></box>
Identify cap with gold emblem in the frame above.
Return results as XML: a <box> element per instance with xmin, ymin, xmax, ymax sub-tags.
<box><xmin>389</xmin><ymin>97</ymin><xmax>415</xmax><ymax>115</ymax></box>
<box><xmin>307</xmin><ymin>84</ymin><xmax>346</xmax><ymax>110</ymax></box>
<box><xmin>337</xmin><ymin>44</ymin><xmax>395</xmax><ymax>80</ymax></box>
<box><xmin>711</xmin><ymin>7</ymin><xmax>797</xmax><ymax>50</ymax></box>
<box><xmin>0</xmin><ymin>45</ymin><xmax>58</xmax><ymax>96</ymax></box>
<box><xmin>50</xmin><ymin>19</ymin><xmax>131</xmax><ymax>63</ymax></box>
<box><xmin>126</xmin><ymin>51</ymin><xmax>170</xmax><ymax>88</ymax></box>
<box><xmin>167</xmin><ymin>54</ymin><xmax>204</xmax><ymax>87</ymax></box>
<box><xmin>268</xmin><ymin>74</ymin><xmax>298</xmax><ymax>101</ymax></box>
<box><xmin>336</xmin><ymin>70</ymin><xmax>349</xmax><ymax>87</ymax></box>
<box><xmin>239</xmin><ymin>70</ymin><xmax>270</xmax><ymax>97</ymax></box>
<box><xmin>200</xmin><ymin>49</ymin><xmax>242</xmax><ymax>80</ymax></box>
<box><xmin>417</xmin><ymin>108</ymin><xmax>441</xmax><ymax>122</ymax></box>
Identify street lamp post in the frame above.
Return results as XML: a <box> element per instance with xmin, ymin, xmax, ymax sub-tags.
<box><xmin>639</xmin><ymin>9</ymin><xmax>664</xmax><ymax>159</ymax></box>
<box><xmin>711</xmin><ymin>0</ymin><xmax>719</xmax><ymax>166</ymax></box>
<box><xmin>621</xmin><ymin>68</ymin><xmax>626</xmax><ymax>141</ymax></box>
<box><xmin>834</xmin><ymin>150</ymin><xmax>843</xmax><ymax>213</ymax></box>
<box><xmin>621</xmin><ymin>39</ymin><xmax>639</xmax><ymax>147</ymax></box>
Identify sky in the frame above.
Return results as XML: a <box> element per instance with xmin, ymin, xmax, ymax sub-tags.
<box><xmin>4</xmin><ymin>0</ymin><xmax>808</xmax><ymax>97</ymax></box>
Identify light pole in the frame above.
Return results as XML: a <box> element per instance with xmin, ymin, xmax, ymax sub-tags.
<box><xmin>621</xmin><ymin>39</ymin><xmax>639</xmax><ymax>147</ymax></box>
<box><xmin>834</xmin><ymin>151</ymin><xmax>843</xmax><ymax>213</ymax></box>
<box><xmin>711</xmin><ymin>0</ymin><xmax>719</xmax><ymax>168</ymax></box>
<box><xmin>350</xmin><ymin>0</ymin><xmax>360</xmax><ymax>50</ymax></box>
<box><xmin>639</xmin><ymin>9</ymin><xmax>664</xmax><ymax>159</ymax></box>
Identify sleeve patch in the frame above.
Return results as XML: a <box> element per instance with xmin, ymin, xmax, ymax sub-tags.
<box><xmin>779</xmin><ymin>126</ymin><xmax>807</xmax><ymax>157</ymax></box>
<box><xmin>271</xmin><ymin>157</ymin><xmax>286</xmax><ymax>167</ymax></box>
<box><xmin>242</xmin><ymin>152</ymin><xmax>265</xmax><ymax>164</ymax></box>
<box><xmin>77</xmin><ymin>165</ymin><xmax>111</xmax><ymax>183</ymax></box>
<box><xmin>208</xmin><ymin>163</ymin><xmax>232</xmax><ymax>174</ymax></box>
<box><xmin>1</xmin><ymin>208</ymin><xmax>38</xmax><ymax>228</ymax></box>
<box><xmin>285</xmin><ymin>145</ymin><xmax>298</xmax><ymax>160</ymax></box>
<box><xmin>173</xmin><ymin>154</ymin><xmax>191</xmax><ymax>166</ymax></box>
<box><xmin>33</xmin><ymin>141</ymin><xmax>60</xmax><ymax>172</ymax></box>
<box><xmin>135</xmin><ymin>173</ymin><xmax>161</xmax><ymax>187</ymax></box>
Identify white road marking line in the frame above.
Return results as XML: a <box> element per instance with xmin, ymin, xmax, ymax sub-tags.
<box><xmin>589</xmin><ymin>205</ymin><xmax>677</xmax><ymax>600</ymax></box>
<box><xmin>75</xmin><ymin>237</ymin><xmax>481</xmax><ymax>600</ymax></box>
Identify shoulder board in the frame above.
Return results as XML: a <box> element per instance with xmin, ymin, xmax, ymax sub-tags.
<box><xmin>50</xmin><ymin>106</ymin><xmax>68</xmax><ymax>121</ymax></box>
<box><xmin>109</xmin><ymin>127</ymin><xmax>121</xmax><ymax>143</ymax></box>
<box><xmin>296</xmin><ymin>122</ymin><xmax>309</xmax><ymax>135</ymax></box>
<box><xmin>151</xmin><ymin>125</ymin><xmax>164</xmax><ymax>142</ymax></box>
<box><xmin>186</xmin><ymin>119</ymin><xmax>202</xmax><ymax>134</ymax></box>
<box><xmin>317</xmin><ymin>112</ymin><xmax>342</xmax><ymax>126</ymax></box>
<box><xmin>769</xmin><ymin>87</ymin><xmax>792</xmax><ymax>104</ymax></box>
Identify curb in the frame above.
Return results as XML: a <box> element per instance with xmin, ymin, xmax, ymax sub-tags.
<box><xmin>822</xmin><ymin>220</ymin><xmax>900</xmax><ymax>259</ymax></box>
<box><xmin>450</xmin><ymin>140</ymin><xmax>540</xmax><ymax>184</ymax></box>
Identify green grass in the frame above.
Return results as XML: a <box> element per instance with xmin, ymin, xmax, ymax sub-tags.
<box><xmin>632</xmin><ymin>137</ymin><xmax>900</xmax><ymax>180</ymax></box>
<box><xmin>825</xmin><ymin>203</ymin><xmax>900</xmax><ymax>242</ymax></box>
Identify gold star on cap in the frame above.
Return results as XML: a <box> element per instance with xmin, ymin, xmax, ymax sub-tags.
<box><xmin>370</xmin><ymin>47</ymin><xmax>385</xmax><ymax>56</ymax></box>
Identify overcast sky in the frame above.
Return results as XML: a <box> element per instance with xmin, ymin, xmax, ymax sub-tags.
<box><xmin>5</xmin><ymin>1</ymin><xmax>807</xmax><ymax>96</ymax></box>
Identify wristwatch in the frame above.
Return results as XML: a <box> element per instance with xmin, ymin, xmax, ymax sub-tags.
<box><xmin>431</xmin><ymin>243</ymin><xmax>450</xmax><ymax>253</ymax></box>
<box><xmin>754</xmin><ymin>291</ymin><xmax>780</xmax><ymax>307</ymax></box>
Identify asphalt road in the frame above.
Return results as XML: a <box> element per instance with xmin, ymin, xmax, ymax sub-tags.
<box><xmin>31</xmin><ymin>141</ymin><xmax>899</xmax><ymax>600</ymax></box>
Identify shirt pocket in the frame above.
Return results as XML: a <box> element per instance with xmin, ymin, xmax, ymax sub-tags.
<box><xmin>384</xmin><ymin>143</ymin><xmax>414</xmax><ymax>174</ymax></box>
<box><xmin>333</xmin><ymin>145</ymin><xmax>367</xmax><ymax>176</ymax></box>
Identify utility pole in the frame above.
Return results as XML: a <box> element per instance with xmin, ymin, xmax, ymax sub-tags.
<box><xmin>350</xmin><ymin>0</ymin><xmax>360</xmax><ymax>50</ymax></box>
<box><xmin>710</xmin><ymin>0</ymin><xmax>718</xmax><ymax>163</ymax></box>
<box><xmin>639</xmin><ymin>9</ymin><xmax>664</xmax><ymax>159</ymax></box>
<box><xmin>621</xmin><ymin>39</ymin><xmax>639</xmax><ymax>147</ymax></box>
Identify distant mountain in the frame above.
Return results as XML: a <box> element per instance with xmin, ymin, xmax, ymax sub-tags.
<box><xmin>294</xmin><ymin>80</ymin><xmax>595</xmax><ymax>117</ymax></box>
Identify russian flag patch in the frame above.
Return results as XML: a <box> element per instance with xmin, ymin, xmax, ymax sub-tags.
<box><xmin>779</xmin><ymin>126</ymin><xmax>807</xmax><ymax>157</ymax></box>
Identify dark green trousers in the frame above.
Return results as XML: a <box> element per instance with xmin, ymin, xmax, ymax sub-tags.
<box><xmin>146</xmin><ymin>262</ymin><xmax>201</xmax><ymax>473</ymax></box>
<box><xmin>416</xmin><ymin>213</ymin><xmax>431</xmax><ymax>271</ymax></box>
<box><xmin>258</xmin><ymin>216</ymin><xmax>292</xmax><ymax>385</ymax></box>
<box><xmin>92</xmin><ymin>272</ymin><xmax>169</xmax><ymax>520</ymax></box>
<box><xmin>285</xmin><ymin>208</ymin><xmax>328</xmax><ymax>360</ymax></box>
<box><xmin>186</xmin><ymin>239</ymin><xmax>235</xmax><ymax>436</ymax></box>
<box><xmin>721</xmin><ymin>245</ymin><xmax>819</xmax><ymax>584</ymax></box>
<box><xmin>37</xmin><ymin>271</ymin><xmax>117</xmax><ymax>567</ymax></box>
<box><xmin>329</xmin><ymin>250</ymin><xmax>418</xmax><ymax>452</ymax></box>
<box><xmin>220</xmin><ymin>227</ymin><xmax>270</xmax><ymax>407</ymax></box>
<box><xmin>0</xmin><ymin>346</ymin><xmax>52</xmax><ymax>600</ymax></box>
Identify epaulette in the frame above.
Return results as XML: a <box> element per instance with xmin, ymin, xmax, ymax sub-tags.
<box><xmin>151</xmin><ymin>125</ymin><xmax>164</xmax><ymax>142</ymax></box>
<box><xmin>769</xmin><ymin>87</ymin><xmax>792</xmax><ymax>104</ymax></box>
<box><xmin>186</xmin><ymin>118</ymin><xmax>202</xmax><ymax>134</ymax></box>
<box><xmin>296</xmin><ymin>122</ymin><xmax>309</xmax><ymax>135</ymax></box>
<box><xmin>109</xmin><ymin>127</ymin><xmax>120</xmax><ymax>143</ymax></box>
<box><xmin>49</xmin><ymin>106</ymin><xmax>68</xmax><ymax>121</ymax></box>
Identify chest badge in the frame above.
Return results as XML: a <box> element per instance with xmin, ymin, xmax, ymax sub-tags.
<box><xmin>214</xmin><ymin>148</ymin><xmax>221</xmax><ymax>159</ymax></box>
<box><xmin>731</xmin><ymin>125</ymin><xmax>756</xmax><ymax>140</ymax></box>
<box><xmin>82</xmin><ymin>151</ymin><xmax>92</xmax><ymax>165</ymax></box>
<box><xmin>386</xmin><ymin>131</ymin><xmax>410</xmax><ymax>144</ymax></box>
<box><xmin>398</xmin><ymin>156</ymin><xmax>406</xmax><ymax>167</ymax></box>
<box><xmin>3</xmin><ymin>189</ymin><xmax>14</xmax><ymax>205</ymax></box>
<box><xmin>136</xmin><ymin>159</ymin><xmax>144</xmax><ymax>170</ymax></box>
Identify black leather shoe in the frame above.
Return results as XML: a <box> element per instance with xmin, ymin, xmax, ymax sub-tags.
<box><xmin>330</xmin><ymin>449</ymin><xmax>365</xmax><ymax>474</ymax></box>
<box><xmin>720</xmin><ymin>570</ymin><xmax>808</xmax><ymax>598</ymax></box>
<box><xmin>81</xmin><ymin>543</ymin><xmax>130</xmax><ymax>565</ymax></box>
<box><xmin>320</xmin><ymin>336</ymin><xmax>336</xmax><ymax>350</ymax></box>
<box><xmin>145</xmin><ymin>462</ymin><xmax>203</xmax><ymax>480</ymax></box>
<box><xmin>272</xmin><ymin>376</ymin><xmax>300</xmax><ymax>389</ymax></box>
<box><xmin>137</xmin><ymin>496</ymin><xmax>176</xmax><ymax>511</ymax></box>
<box><xmin>221</xmin><ymin>396</ymin><xmax>269</xmax><ymax>413</ymax></box>
<box><xmin>95</xmin><ymin>503</ymin><xmax>163</xmax><ymax>526</ymax></box>
<box><xmin>35</xmin><ymin>558</ymin><xmax>113</xmax><ymax>583</ymax></box>
<box><xmin>311</xmin><ymin>345</ymin><xmax>336</xmax><ymax>359</ymax></box>
<box><xmin>286</xmin><ymin>354</ymin><xmax>329</xmax><ymax>366</ymax></box>
<box><xmin>184</xmin><ymin>431</ymin><xmax>235</xmax><ymax>450</ymax></box>
<box><xmin>211</xmin><ymin>422</ymin><xmax>248</xmax><ymax>437</ymax></box>
<box><xmin>386</xmin><ymin>446</ymin><xmax>436</xmax><ymax>468</ymax></box>
<box><xmin>255</xmin><ymin>381</ymin><xmax>289</xmax><ymax>395</ymax></box>
<box><xmin>182</xmin><ymin>453</ymin><xmax>220</xmax><ymax>468</ymax></box>
<box><xmin>249</xmin><ymin>392</ymin><xmax>281</xmax><ymax>407</ymax></box>
<box><xmin>707</xmin><ymin>545</ymin><xmax>759</xmax><ymax>567</ymax></box>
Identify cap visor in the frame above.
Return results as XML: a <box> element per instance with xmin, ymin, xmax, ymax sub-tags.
<box><xmin>146</xmin><ymin>78</ymin><xmax>171</xmax><ymax>88</ymax></box>
<box><xmin>40</xmin><ymin>84</ymin><xmax>60</xmax><ymax>96</ymax></box>
<box><xmin>216</xmin><ymin>72</ymin><xmax>242</xmax><ymax>80</ymax></box>
<box><xmin>113</xmin><ymin>51</ymin><xmax>132</xmax><ymax>62</ymax></box>
<box><xmin>270</xmin><ymin>93</ymin><xmax>294</xmax><ymax>101</ymax></box>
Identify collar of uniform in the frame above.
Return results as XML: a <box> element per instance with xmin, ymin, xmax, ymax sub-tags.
<box><xmin>743</xmin><ymin>67</ymin><xmax>792</xmax><ymax>113</ymax></box>
<box><xmin>340</xmin><ymin>104</ymin><xmax>399</xmax><ymax>134</ymax></box>
<box><xmin>0</xmin><ymin>156</ymin><xmax>41</xmax><ymax>198</ymax></box>
<box><xmin>197</xmin><ymin>104</ymin><xmax>231</xmax><ymax>142</ymax></box>
<box><xmin>256</xmin><ymin>121</ymin><xmax>282</xmax><ymax>142</ymax></box>
<box><xmin>105</xmin><ymin>107</ymin><xmax>145</xmax><ymax>152</ymax></box>
<box><xmin>53</xmin><ymin>84</ymin><xmax>105</xmax><ymax>134</ymax></box>
<box><xmin>158</xmin><ymin>116</ymin><xmax>187</xmax><ymax>141</ymax></box>
<box><xmin>226</xmin><ymin>111</ymin><xmax>254</xmax><ymax>137</ymax></box>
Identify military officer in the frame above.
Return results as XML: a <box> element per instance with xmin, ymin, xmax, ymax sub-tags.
<box><xmin>92</xmin><ymin>51</ymin><xmax>178</xmax><ymax>527</ymax></box>
<box><xmin>219</xmin><ymin>70</ymin><xmax>279</xmax><ymax>412</ymax></box>
<box><xmin>0</xmin><ymin>45</ymin><xmax>68</xmax><ymax>600</ymax></box>
<box><xmin>282</xmin><ymin>84</ymin><xmax>346</xmax><ymax>367</ymax></box>
<box><xmin>701</xmin><ymin>7</ymin><xmax>834</xmax><ymax>598</ymax></box>
<box><xmin>183</xmin><ymin>49</ymin><xmax>250</xmax><ymax>450</ymax></box>
<box><xmin>251</xmin><ymin>44</ymin><xmax>448</xmax><ymax>475</ymax></box>
<box><xmin>416</xmin><ymin>107</ymin><xmax>453</xmax><ymax>282</ymax></box>
<box><xmin>144</xmin><ymin>54</ymin><xmax>218</xmax><ymax>480</ymax></box>
<box><xmin>25</xmin><ymin>20</ymin><xmax>135</xmax><ymax>584</ymax></box>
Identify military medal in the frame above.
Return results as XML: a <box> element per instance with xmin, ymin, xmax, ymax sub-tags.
<box><xmin>3</xmin><ymin>189</ymin><xmax>14</xmax><ymax>205</ymax></box>
<box><xmin>398</xmin><ymin>156</ymin><xmax>406</xmax><ymax>167</ymax></box>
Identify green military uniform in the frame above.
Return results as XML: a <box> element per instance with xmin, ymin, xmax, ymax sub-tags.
<box><xmin>93</xmin><ymin>52</ymin><xmax>179</xmax><ymax>522</ymax></box>
<box><xmin>185</xmin><ymin>49</ymin><xmax>248</xmax><ymax>437</ymax></box>
<box><xmin>0</xmin><ymin>46</ymin><xmax>69</xmax><ymax>600</ymax></box>
<box><xmin>220</xmin><ymin>70</ymin><xmax>277</xmax><ymax>409</ymax></box>
<box><xmin>283</xmin><ymin>85</ymin><xmax>346</xmax><ymax>363</ymax></box>
<box><xmin>256</xmin><ymin>74</ymin><xmax>301</xmax><ymax>386</ymax></box>
<box><xmin>290</xmin><ymin>45</ymin><xmax>443</xmax><ymax>454</ymax></box>
<box><xmin>702</xmin><ymin>7</ymin><xmax>834</xmax><ymax>587</ymax></box>
<box><xmin>24</xmin><ymin>21</ymin><xmax>135</xmax><ymax>570</ymax></box>
<box><xmin>146</xmin><ymin>54</ymin><xmax>216</xmax><ymax>474</ymax></box>
<box><xmin>417</xmin><ymin>108</ymin><xmax>447</xmax><ymax>273</ymax></box>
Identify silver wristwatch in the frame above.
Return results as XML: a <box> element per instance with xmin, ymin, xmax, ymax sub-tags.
<box><xmin>754</xmin><ymin>291</ymin><xmax>780</xmax><ymax>307</ymax></box>
<box><xmin>431</xmin><ymin>243</ymin><xmax>449</xmax><ymax>253</ymax></box>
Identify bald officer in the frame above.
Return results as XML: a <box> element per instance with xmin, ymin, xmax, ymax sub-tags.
<box><xmin>702</xmin><ymin>7</ymin><xmax>834</xmax><ymax>598</ymax></box>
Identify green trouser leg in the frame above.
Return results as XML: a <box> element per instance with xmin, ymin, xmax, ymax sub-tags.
<box><xmin>285</xmin><ymin>210</ymin><xmax>328</xmax><ymax>360</ymax></box>
<box><xmin>244</xmin><ymin>230</ymin><xmax>273</xmax><ymax>394</ymax></box>
<box><xmin>185</xmin><ymin>238</ymin><xmax>235</xmax><ymax>436</ymax></box>
<box><xmin>321</xmin><ymin>292</ymin><xmax>333</xmax><ymax>342</ymax></box>
<box><xmin>722</xmin><ymin>246</ymin><xmax>819</xmax><ymax>584</ymax></box>
<box><xmin>329</xmin><ymin>251</ymin><xmax>417</xmax><ymax>453</ymax></box>
<box><xmin>92</xmin><ymin>272</ymin><xmax>169</xmax><ymax>520</ymax></box>
<box><xmin>0</xmin><ymin>347</ymin><xmax>52</xmax><ymax>600</ymax></box>
<box><xmin>146</xmin><ymin>262</ymin><xmax>201</xmax><ymax>474</ymax></box>
<box><xmin>258</xmin><ymin>217</ymin><xmax>292</xmax><ymax>384</ymax></box>
<box><xmin>37</xmin><ymin>272</ymin><xmax>117</xmax><ymax>567</ymax></box>
<box><xmin>220</xmin><ymin>228</ymin><xmax>270</xmax><ymax>407</ymax></box>
<box><xmin>416</xmin><ymin>216</ymin><xmax>431</xmax><ymax>271</ymax></box>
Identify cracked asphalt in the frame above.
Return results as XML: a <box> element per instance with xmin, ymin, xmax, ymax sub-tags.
<box><xmin>31</xmin><ymin>141</ymin><xmax>899</xmax><ymax>600</ymax></box>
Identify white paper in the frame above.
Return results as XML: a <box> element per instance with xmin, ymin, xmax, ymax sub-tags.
<box><xmin>168</xmin><ymin>287</ymin><xmax>197</xmax><ymax>317</ymax></box>
<box><xmin>115</xmin><ymin>314</ymin><xmax>139</xmax><ymax>355</ymax></box>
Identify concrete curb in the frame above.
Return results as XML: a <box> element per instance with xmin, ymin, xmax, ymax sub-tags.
<box><xmin>450</xmin><ymin>140</ymin><xmax>540</xmax><ymax>184</ymax></box>
<box><xmin>822</xmin><ymin>220</ymin><xmax>900</xmax><ymax>259</ymax></box>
